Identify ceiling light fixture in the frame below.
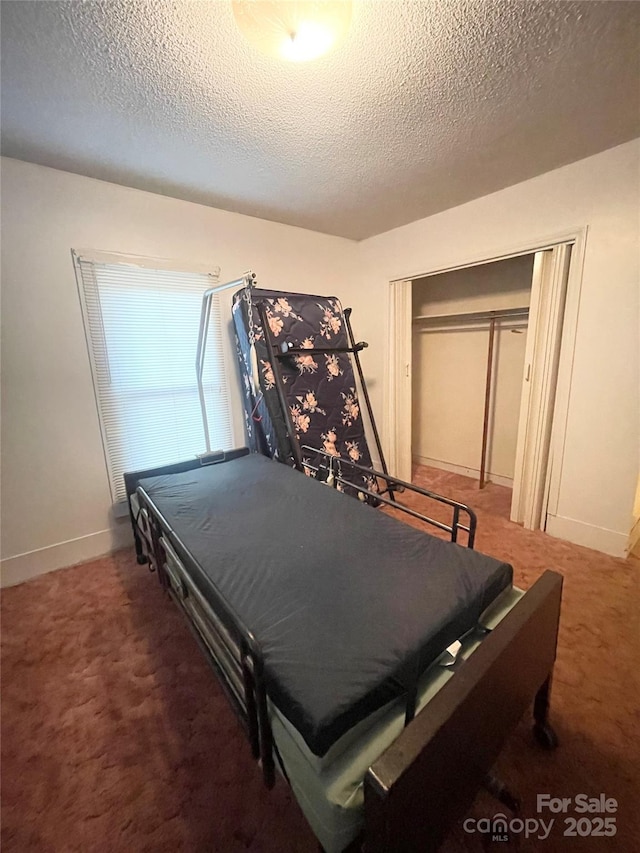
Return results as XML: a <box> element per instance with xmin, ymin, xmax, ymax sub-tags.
<box><xmin>232</xmin><ymin>1</ymin><xmax>352</xmax><ymax>62</ymax></box>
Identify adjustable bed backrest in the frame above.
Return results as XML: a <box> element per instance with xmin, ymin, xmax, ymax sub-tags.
<box><xmin>364</xmin><ymin>570</ymin><xmax>563</xmax><ymax>852</ymax></box>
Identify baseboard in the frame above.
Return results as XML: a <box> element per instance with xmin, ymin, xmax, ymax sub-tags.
<box><xmin>1</xmin><ymin>524</ymin><xmax>134</xmax><ymax>588</ymax></box>
<box><xmin>545</xmin><ymin>514</ymin><xmax>627</xmax><ymax>559</ymax></box>
<box><xmin>412</xmin><ymin>455</ymin><xmax>514</xmax><ymax>489</ymax></box>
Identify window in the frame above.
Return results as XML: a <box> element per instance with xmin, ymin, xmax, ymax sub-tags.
<box><xmin>75</xmin><ymin>252</ymin><xmax>233</xmax><ymax>502</ymax></box>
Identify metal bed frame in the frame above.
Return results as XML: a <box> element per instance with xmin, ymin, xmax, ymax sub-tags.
<box><xmin>125</xmin><ymin>272</ymin><xmax>562</xmax><ymax>850</ymax></box>
<box><xmin>125</xmin><ymin>450</ymin><xmax>562</xmax><ymax>852</ymax></box>
<box><xmin>124</xmin><ymin>438</ymin><xmax>479</xmax><ymax>779</ymax></box>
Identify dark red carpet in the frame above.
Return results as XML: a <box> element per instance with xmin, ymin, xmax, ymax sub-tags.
<box><xmin>2</xmin><ymin>469</ymin><xmax>639</xmax><ymax>851</ymax></box>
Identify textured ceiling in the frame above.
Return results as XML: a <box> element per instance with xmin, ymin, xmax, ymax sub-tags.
<box><xmin>2</xmin><ymin>1</ymin><xmax>639</xmax><ymax>240</ymax></box>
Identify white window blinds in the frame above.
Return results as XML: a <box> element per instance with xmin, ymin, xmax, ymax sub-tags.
<box><xmin>76</xmin><ymin>254</ymin><xmax>234</xmax><ymax>502</ymax></box>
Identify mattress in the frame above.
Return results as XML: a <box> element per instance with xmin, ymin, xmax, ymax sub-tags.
<box><xmin>138</xmin><ymin>453</ymin><xmax>513</xmax><ymax>758</ymax></box>
<box><xmin>232</xmin><ymin>287</ymin><xmax>378</xmax><ymax>499</ymax></box>
<box><xmin>272</xmin><ymin>587</ymin><xmax>525</xmax><ymax>853</ymax></box>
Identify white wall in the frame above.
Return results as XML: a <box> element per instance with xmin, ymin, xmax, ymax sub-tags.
<box><xmin>0</xmin><ymin>157</ymin><xmax>361</xmax><ymax>585</ymax></box>
<box><xmin>2</xmin><ymin>139</ymin><xmax>637</xmax><ymax>582</ymax></box>
<box><xmin>412</xmin><ymin>255</ymin><xmax>533</xmax><ymax>481</ymax></box>
<box><xmin>351</xmin><ymin>139</ymin><xmax>640</xmax><ymax>557</ymax></box>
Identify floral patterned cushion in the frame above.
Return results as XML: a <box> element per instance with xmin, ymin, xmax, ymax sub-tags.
<box><xmin>232</xmin><ymin>288</ymin><xmax>378</xmax><ymax>499</ymax></box>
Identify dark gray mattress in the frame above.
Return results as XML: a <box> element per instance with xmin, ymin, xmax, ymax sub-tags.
<box><xmin>138</xmin><ymin>454</ymin><xmax>512</xmax><ymax>756</ymax></box>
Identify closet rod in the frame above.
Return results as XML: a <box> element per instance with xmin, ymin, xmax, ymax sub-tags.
<box><xmin>417</xmin><ymin>320</ymin><xmax>528</xmax><ymax>334</ymax></box>
<box><xmin>413</xmin><ymin>306</ymin><xmax>529</xmax><ymax>324</ymax></box>
<box><xmin>414</xmin><ymin>304</ymin><xmax>530</xmax><ymax>490</ymax></box>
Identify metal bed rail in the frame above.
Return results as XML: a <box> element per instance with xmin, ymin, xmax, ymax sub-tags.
<box><xmin>301</xmin><ymin>445</ymin><xmax>477</xmax><ymax>548</ymax></box>
<box><xmin>142</xmin><ymin>492</ymin><xmax>276</xmax><ymax>788</ymax></box>
<box><xmin>343</xmin><ymin>307</ymin><xmax>397</xmax><ymax>500</ymax></box>
<box><xmin>128</xmin><ymin>451</ymin><xmax>276</xmax><ymax>789</ymax></box>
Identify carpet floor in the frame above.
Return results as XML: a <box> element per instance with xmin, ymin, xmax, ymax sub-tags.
<box><xmin>2</xmin><ymin>467</ymin><xmax>639</xmax><ymax>852</ymax></box>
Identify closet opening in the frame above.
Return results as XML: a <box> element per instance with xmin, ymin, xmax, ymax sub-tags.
<box><xmin>386</xmin><ymin>236</ymin><xmax>578</xmax><ymax>533</ymax></box>
<box><xmin>411</xmin><ymin>255</ymin><xmax>534</xmax><ymax>522</ymax></box>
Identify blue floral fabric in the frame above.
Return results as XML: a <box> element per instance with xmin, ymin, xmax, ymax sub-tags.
<box><xmin>232</xmin><ymin>288</ymin><xmax>378</xmax><ymax>499</ymax></box>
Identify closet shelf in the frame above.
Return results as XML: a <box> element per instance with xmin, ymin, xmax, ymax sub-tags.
<box><xmin>413</xmin><ymin>306</ymin><xmax>530</xmax><ymax>324</ymax></box>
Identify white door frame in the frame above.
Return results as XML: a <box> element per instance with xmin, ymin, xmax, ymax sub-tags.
<box><xmin>386</xmin><ymin>227</ymin><xmax>587</xmax><ymax>530</ymax></box>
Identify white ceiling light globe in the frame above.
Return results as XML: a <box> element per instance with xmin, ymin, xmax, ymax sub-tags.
<box><xmin>232</xmin><ymin>1</ymin><xmax>353</xmax><ymax>62</ymax></box>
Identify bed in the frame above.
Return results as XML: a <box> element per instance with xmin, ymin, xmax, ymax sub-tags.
<box><xmin>125</xmin><ymin>449</ymin><xmax>562</xmax><ymax>852</ymax></box>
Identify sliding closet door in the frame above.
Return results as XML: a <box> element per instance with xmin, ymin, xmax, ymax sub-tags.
<box><xmin>511</xmin><ymin>244</ymin><xmax>572</xmax><ymax>528</ymax></box>
<box><xmin>387</xmin><ymin>280</ymin><xmax>412</xmax><ymax>482</ymax></box>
